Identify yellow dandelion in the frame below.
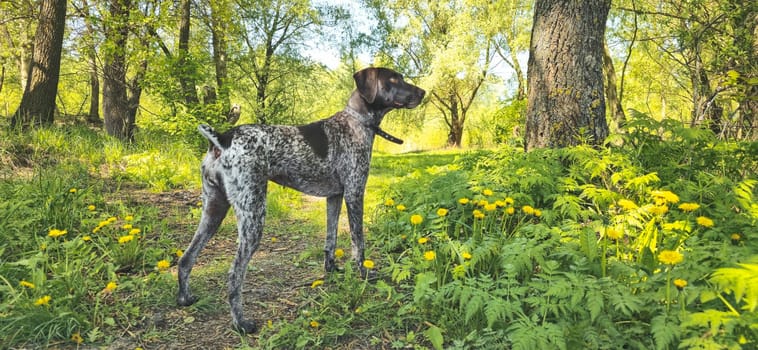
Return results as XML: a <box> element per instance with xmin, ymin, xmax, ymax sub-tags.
<box><xmin>156</xmin><ymin>259</ymin><xmax>171</xmax><ymax>270</ymax></box>
<box><xmin>458</xmin><ymin>198</ymin><xmax>470</xmax><ymax>205</ymax></box>
<box><xmin>128</xmin><ymin>228</ymin><xmax>141</xmax><ymax>235</ymax></box>
<box><xmin>309</xmin><ymin>320</ymin><xmax>320</xmax><ymax>328</ymax></box>
<box><xmin>71</xmin><ymin>332</ymin><xmax>83</xmax><ymax>344</ymax></box>
<box><xmin>651</xmin><ymin>190</ymin><xmax>680</xmax><ymax>204</ymax></box>
<box><xmin>506</xmin><ymin>207</ymin><xmax>515</xmax><ymax>215</ymax></box>
<box><xmin>483</xmin><ymin>189</ymin><xmax>494</xmax><ymax>196</ymax></box>
<box><xmin>69</xmin><ymin>188</ymin><xmax>77</xmax><ymax>193</ymax></box>
<box><xmin>731</xmin><ymin>233</ymin><xmax>741</xmax><ymax>241</ymax></box>
<box><xmin>617</xmin><ymin>199</ymin><xmax>638</xmax><ymax>211</ymax></box>
<box><xmin>362</xmin><ymin>259</ymin><xmax>375</xmax><ymax>269</ymax></box>
<box><xmin>20</xmin><ymin>280</ymin><xmax>35</xmax><ymax>289</ymax></box>
<box><xmin>107</xmin><ymin>217</ymin><xmax>117</xmax><ymax>223</ymax></box>
<box><xmin>105</xmin><ymin>281</ymin><xmax>118</xmax><ymax>292</ymax></box>
<box><xmin>505</xmin><ymin>197</ymin><xmax>515</xmax><ymax>205</ymax></box>
<box><xmin>396</xmin><ymin>204</ymin><xmax>406</xmax><ymax>211</ymax></box>
<box><xmin>606</xmin><ymin>227</ymin><xmax>624</xmax><ymax>240</ymax></box>
<box><xmin>673</xmin><ymin>278</ymin><xmax>687</xmax><ymax>290</ymax></box>
<box><xmin>410</xmin><ymin>214</ymin><xmax>424</xmax><ymax>225</ymax></box>
<box><xmin>477</xmin><ymin>200</ymin><xmax>488</xmax><ymax>207</ymax></box>
<box><xmin>82</xmin><ymin>235</ymin><xmax>91</xmax><ymax>241</ymax></box>
<box><xmin>473</xmin><ymin>210</ymin><xmax>485</xmax><ymax>219</ymax></box>
<box><xmin>418</xmin><ymin>237</ymin><xmax>429</xmax><ymax>244</ymax></box>
<box><xmin>311</xmin><ymin>279</ymin><xmax>324</xmax><ymax>289</ymax></box>
<box><xmin>35</xmin><ymin>295</ymin><xmax>52</xmax><ymax>306</ymax></box>
<box><xmin>696</xmin><ymin>216</ymin><xmax>714</xmax><ymax>228</ymax></box>
<box><xmin>484</xmin><ymin>203</ymin><xmax>497</xmax><ymax>212</ymax></box>
<box><xmin>335</xmin><ymin>248</ymin><xmax>345</xmax><ymax>258</ymax></box>
<box><xmin>87</xmin><ymin>205</ymin><xmax>96</xmax><ymax>211</ymax></box>
<box><xmin>176</xmin><ymin>249</ymin><xmax>183</xmax><ymax>257</ymax></box>
<box><xmin>461</xmin><ymin>252</ymin><xmax>472</xmax><ymax>260</ymax></box>
<box><xmin>495</xmin><ymin>200</ymin><xmax>506</xmax><ymax>207</ymax></box>
<box><xmin>677</xmin><ymin>203</ymin><xmax>700</xmax><ymax>212</ymax></box>
<box><xmin>118</xmin><ymin>235</ymin><xmax>134</xmax><ymax>244</ymax></box>
<box><xmin>48</xmin><ymin>229</ymin><xmax>68</xmax><ymax>238</ymax></box>
<box><xmin>522</xmin><ymin>205</ymin><xmax>535</xmax><ymax>215</ymax></box>
<box><xmin>658</xmin><ymin>250</ymin><xmax>684</xmax><ymax>265</ymax></box>
<box><xmin>122</xmin><ymin>224</ymin><xmax>133</xmax><ymax>230</ymax></box>
<box><xmin>271</xmin><ymin>237</ymin><xmax>278</xmax><ymax>243</ymax></box>
<box><xmin>125</xmin><ymin>215</ymin><xmax>134</xmax><ymax>221</ymax></box>
<box><xmin>534</xmin><ymin>209</ymin><xmax>542</xmax><ymax>217</ymax></box>
<box><xmin>436</xmin><ymin>208</ymin><xmax>448</xmax><ymax>217</ymax></box>
<box><xmin>423</xmin><ymin>251</ymin><xmax>436</xmax><ymax>261</ymax></box>
<box><xmin>649</xmin><ymin>205</ymin><xmax>669</xmax><ymax>215</ymax></box>
<box><xmin>385</xmin><ymin>198</ymin><xmax>395</xmax><ymax>206</ymax></box>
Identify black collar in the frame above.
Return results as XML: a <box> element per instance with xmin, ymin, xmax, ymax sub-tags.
<box><xmin>343</xmin><ymin>108</ymin><xmax>404</xmax><ymax>144</ymax></box>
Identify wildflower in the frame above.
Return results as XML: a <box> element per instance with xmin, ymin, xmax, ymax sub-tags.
<box><xmin>48</xmin><ymin>229</ymin><xmax>68</xmax><ymax>238</ymax></box>
<box><xmin>473</xmin><ymin>210</ymin><xmax>485</xmax><ymax>219</ymax></box>
<box><xmin>71</xmin><ymin>332</ymin><xmax>83</xmax><ymax>344</ymax></box>
<box><xmin>658</xmin><ymin>250</ymin><xmax>684</xmax><ymax>265</ymax></box>
<box><xmin>176</xmin><ymin>249</ymin><xmax>183</xmax><ymax>257</ymax></box>
<box><xmin>495</xmin><ymin>200</ymin><xmax>506</xmax><ymax>207</ymax></box>
<box><xmin>87</xmin><ymin>205</ymin><xmax>96</xmax><ymax>211</ymax></box>
<box><xmin>122</xmin><ymin>224</ymin><xmax>133</xmax><ymax>230</ymax></box>
<box><xmin>271</xmin><ymin>237</ymin><xmax>278</xmax><ymax>243</ymax></box>
<box><xmin>128</xmin><ymin>228</ymin><xmax>141</xmax><ymax>235</ymax></box>
<box><xmin>384</xmin><ymin>198</ymin><xmax>395</xmax><ymax>206</ymax></box>
<box><xmin>477</xmin><ymin>200</ymin><xmax>488</xmax><ymax>207</ymax></box>
<box><xmin>461</xmin><ymin>252</ymin><xmax>472</xmax><ymax>260</ymax></box>
<box><xmin>118</xmin><ymin>235</ymin><xmax>134</xmax><ymax>244</ymax></box>
<box><xmin>504</xmin><ymin>197</ymin><xmax>514</xmax><ymax>205</ymax></box>
<box><xmin>484</xmin><ymin>203</ymin><xmax>497</xmax><ymax>212</ymax></box>
<box><xmin>362</xmin><ymin>259</ymin><xmax>375</xmax><ymax>269</ymax></box>
<box><xmin>617</xmin><ymin>199</ymin><xmax>638</xmax><ymax>211</ymax></box>
<box><xmin>423</xmin><ymin>251</ymin><xmax>436</xmax><ymax>261</ymax></box>
<box><xmin>309</xmin><ymin>320</ymin><xmax>320</xmax><ymax>328</ymax></box>
<box><xmin>483</xmin><ymin>189</ymin><xmax>494</xmax><ymax>196</ymax></box>
<box><xmin>410</xmin><ymin>214</ymin><xmax>424</xmax><ymax>225</ymax></box>
<box><xmin>677</xmin><ymin>203</ymin><xmax>700</xmax><ymax>212</ymax></box>
<box><xmin>396</xmin><ymin>204</ymin><xmax>406</xmax><ymax>211</ymax></box>
<box><xmin>20</xmin><ymin>280</ymin><xmax>35</xmax><ymax>289</ymax></box>
<box><xmin>522</xmin><ymin>205</ymin><xmax>535</xmax><ymax>215</ymax></box>
<box><xmin>418</xmin><ymin>237</ymin><xmax>429</xmax><ymax>244</ymax></box>
<box><xmin>105</xmin><ymin>281</ymin><xmax>118</xmax><ymax>292</ymax></box>
<box><xmin>69</xmin><ymin>188</ymin><xmax>77</xmax><ymax>193</ymax></box>
<box><xmin>534</xmin><ymin>209</ymin><xmax>542</xmax><ymax>217</ymax></box>
<box><xmin>649</xmin><ymin>205</ymin><xmax>669</xmax><ymax>215</ymax></box>
<box><xmin>107</xmin><ymin>216</ymin><xmax>117</xmax><ymax>222</ymax></box>
<box><xmin>506</xmin><ymin>207</ymin><xmax>515</xmax><ymax>215</ymax></box>
<box><xmin>673</xmin><ymin>278</ymin><xmax>687</xmax><ymax>291</ymax></box>
<box><xmin>436</xmin><ymin>208</ymin><xmax>448</xmax><ymax>217</ymax></box>
<box><xmin>731</xmin><ymin>233</ymin><xmax>741</xmax><ymax>245</ymax></box>
<box><xmin>458</xmin><ymin>198</ymin><xmax>470</xmax><ymax>205</ymax></box>
<box><xmin>125</xmin><ymin>215</ymin><xmax>134</xmax><ymax>221</ymax></box>
<box><xmin>651</xmin><ymin>190</ymin><xmax>680</xmax><ymax>204</ymax></box>
<box><xmin>82</xmin><ymin>235</ymin><xmax>91</xmax><ymax>241</ymax></box>
<box><xmin>606</xmin><ymin>227</ymin><xmax>623</xmax><ymax>240</ymax></box>
<box><xmin>696</xmin><ymin>216</ymin><xmax>714</xmax><ymax>228</ymax></box>
<box><xmin>35</xmin><ymin>295</ymin><xmax>52</xmax><ymax>306</ymax></box>
<box><xmin>156</xmin><ymin>259</ymin><xmax>171</xmax><ymax>270</ymax></box>
<box><xmin>311</xmin><ymin>280</ymin><xmax>324</xmax><ymax>289</ymax></box>
<box><xmin>335</xmin><ymin>248</ymin><xmax>344</xmax><ymax>258</ymax></box>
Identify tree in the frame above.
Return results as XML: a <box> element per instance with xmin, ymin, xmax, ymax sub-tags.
<box><xmin>525</xmin><ymin>0</ymin><xmax>611</xmax><ymax>150</ymax></box>
<box><xmin>11</xmin><ymin>0</ymin><xmax>67</xmax><ymax>128</ymax></box>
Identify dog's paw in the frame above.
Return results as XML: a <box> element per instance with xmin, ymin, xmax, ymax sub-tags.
<box><xmin>177</xmin><ymin>294</ymin><xmax>199</xmax><ymax>307</ymax></box>
<box><xmin>233</xmin><ymin>319</ymin><xmax>258</xmax><ymax>334</ymax></box>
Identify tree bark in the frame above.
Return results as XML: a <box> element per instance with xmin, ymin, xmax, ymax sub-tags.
<box><xmin>102</xmin><ymin>0</ymin><xmax>135</xmax><ymax>141</ymax></box>
<box><xmin>602</xmin><ymin>40</ymin><xmax>626</xmax><ymax>128</ymax></box>
<box><xmin>80</xmin><ymin>0</ymin><xmax>100</xmax><ymax>124</ymax></box>
<box><xmin>209</xmin><ymin>0</ymin><xmax>230</xmax><ymax>113</ymax></box>
<box><xmin>11</xmin><ymin>0</ymin><xmax>67</xmax><ymax>128</ymax></box>
<box><xmin>525</xmin><ymin>0</ymin><xmax>611</xmax><ymax>150</ymax></box>
<box><xmin>177</xmin><ymin>0</ymin><xmax>199</xmax><ymax>105</ymax></box>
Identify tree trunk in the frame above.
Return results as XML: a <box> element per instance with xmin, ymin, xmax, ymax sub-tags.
<box><xmin>525</xmin><ymin>0</ymin><xmax>611</xmax><ymax>150</ymax></box>
<box><xmin>11</xmin><ymin>0</ymin><xmax>67</xmax><ymax>128</ymax></box>
<box><xmin>209</xmin><ymin>0</ymin><xmax>230</xmax><ymax>113</ymax></box>
<box><xmin>102</xmin><ymin>0</ymin><xmax>134</xmax><ymax>141</ymax></box>
<box><xmin>81</xmin><ymin>0</ymin><xmax>100</xmax><ymax>124</ymax></box>
<box><xmin>602</xmin><ymin>40</ymin><xmax>625</xmax><ymax>128</ymax></box>
<box><xmin>177</xmin><ymin>0</ymin><xmax>199</xmax><ymax>105</ymax></box>
<box><xmin>690</xmin><ymin>54</ymin><xmax>722</xmax><ymax>135</ymax></box>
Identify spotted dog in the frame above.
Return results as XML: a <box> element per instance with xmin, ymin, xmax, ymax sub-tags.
<box><xmin>176</xmin><ymin>67</ymin><xmax>426</xmax><ymax>333</ymax></box>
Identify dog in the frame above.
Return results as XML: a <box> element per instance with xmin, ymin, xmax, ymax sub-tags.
<box><xmin>176</xmin><ymin>67</ymin><xmax>425</xmax><ymax>333</ymax></box>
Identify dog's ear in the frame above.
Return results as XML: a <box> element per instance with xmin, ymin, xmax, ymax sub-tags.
<box><xmin>353</xmin><ymin>68</ymin><xmax>379</xmax><ymax>104</ymax></box>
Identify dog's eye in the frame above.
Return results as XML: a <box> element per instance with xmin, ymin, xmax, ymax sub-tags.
<box><xmin>388</xmin><ymin>77</ymin><xmax>399</xmax><ymax>83</ymax></box>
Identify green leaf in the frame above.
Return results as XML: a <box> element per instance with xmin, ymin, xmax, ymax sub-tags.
<box><xmin>424</xmin><ymin>325</ymin><xmax>444</xmax><ymax>350</ymax></box>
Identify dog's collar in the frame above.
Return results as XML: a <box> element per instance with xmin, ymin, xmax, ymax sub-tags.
<box><xmin>343</xmin><ymin>107</ymin><xmax>404</xmax><ymax>144</ymax></box>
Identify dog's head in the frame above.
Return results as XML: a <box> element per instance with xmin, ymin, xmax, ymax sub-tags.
<box><xmin>353</xmin><ymin>67</ymin><xmax>425</xmax><ymax>110</ymax></box>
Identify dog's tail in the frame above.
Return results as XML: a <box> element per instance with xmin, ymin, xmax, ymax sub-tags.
<box><xmin>198</xmin><ymin>124</ymin><xmax>226</xmax><ymax>151</ymax></box>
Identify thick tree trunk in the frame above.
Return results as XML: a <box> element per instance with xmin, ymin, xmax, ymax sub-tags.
<box><xmin>11</xmin><ymin>0</ymin><xmax>67</xmax><ymax>128</ymax></box>
<box><xmin>602</xmin><ymin>40</ymin><xmax>626</xmax><ymax>128</ymax></box>
<box><xmin>102</xmin><ymin>0</ymin><xmax>134</xmax><ymax>141</ymax></box>
<box><xmin>209</xmin><ymin>0</ymin><xmax>230</xmax><ymax>113</ymax></box>
<box><xmin>80</xmin><ymin>0</ymin><xmax>100</xmax><ymax>124</ymax></box>
<box><xmin>177</xmin><ymin>0</ymin><xmax>199</xmax><ymax>105</ymax></box>
<box><xmin>525</xmin><ymin>0</ymin><xmax>611</xmax><ymax>150</ymax></box>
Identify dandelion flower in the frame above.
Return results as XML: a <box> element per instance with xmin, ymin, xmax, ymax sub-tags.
<box><xmin>335</xmin><ymin>248</ymin><xmax>344</xmax><ymax>258</ymax></box>
<box><xmin>436</xmin><ymin>208</ymin><xmax>448</xmax><ymax>217</ymax></box>
<box><xmin>311</xmin><ymin>279</ymin><xmax>324</xmax><ymax>289</ymax></box>
<box><xmin>410</xmin><ymin>214</ymin><xmax>424</xmax><ymax>225</ymax></box>
<box><xmin>384</xmin><ymin>198</ymin><xmax>395</xmax><ymax>206</ymax></box>
<box><xmin>118</xmin><ymin>235</ymin><xmax>134</xmax><ymax>244</ymax></box>
<box><xmin>606</xmin><ymin>227</ymin><xmax>624</xmax><ymax>240</ymax></box>
<box><xmin>504</xmin><ymin>197</ymin><xmax>514</xmax><ymax>205</ymax></box>
<box><xmin>731</xmin><ymin>233</ymin><xmax>741</xmax><ymax>242</ymax></box>
<box><xmin>417</xmin><ymin>237</ymin><xmax>429</xmax><ymax>244</ymax></box>
<box><xmin>35</xmin><ymin>295</ymin><xmax>51</xmax><ymax>306</ymax></box>
<box><xmin>651</xmin><ymin>190</ymin><xmax>680</xmax><ymax>204</ymax></box>
<box><xmin>396</xmin><ymin>204</ymin><xmax>406</xmax><ymax>211</ymax></box>
<box><xmin>484</xmin><ymin>203</ymin><xmax>497</xmax><ymax>212</ymax></box>
<box><xmin>128</xmin><ymin>228</ymin><xmax>141</xmax><ymax>235</ymax></box>
<box><xmin>673</xmin><ymin>278</ymin><xmax>687</xmax><ymax>290</ymax></box>
<box><xmin>617</xmin><ymin>199</ymin><xmax>638</xmax><ymax>211</ymax></box>
<box><xmin>71</xmin><ymin>332</ymin><xmax>83</xmax><ymax>344</ymax></box>
<box><xmin>156</xmin><ymin>259</ymin><xmax>171</xmax><ymax>270</ymax></box>
<box><xmin>473</xmin><ymin>210</ymin><xmax>485</xmax><ymax>219</ymax></box>
<box><xmin>423</xmin><ymin>250</ymin><xmax>436</xmax><ymax>261</ymax></box>
<box><xmin>495</xmin><ymin>200</ymin><xmax>506</xmax><ymax>208</ymax></box>
<box><xmin>69</xmin><ymin>188</ymin><xmax>77</xmax><ymax>193</ymax></box>
<box><xmin>483</xmin><ymin>189</ymin><xmax>494</xmax><ymax>196</ymax></box>
<box><xmin>696</xmin><ymin>216</ymin><xmax>714</xmax><ymax>228</ymax></box>
<box><xmin>658</xmin><ymin>250</ymin><xmax>684</xmax><ymax>265</ymax></box>
<box><xmin>678</xmin><ymin>203</ymin><xmax>700</xmax><ymax>212</ymax></box>
<box><xmin>105</xmin><ymin>281</ymin><xmax>118</xmax><ymax>292</ymax></box>
<box><xmin>20</xmin><ymin>280</ymin><xmax>35</xmax><ymax>289</ymax></box>
<box><xmin>107</xmin><ymin>217</ymin><xmax>117</xmax><ymax>223</ymax></box>
<box><xmin>649</xmin><ymin>205</ymin><xmax>669</xmax><ymax>215</ymax></box>
<box><xmin>362</xmin><ymin>259</ymin><xmax>375</xmax><ymax>269</ymax></box>
<box><xmin>48</xmin><ymin>229</ymin><xmax>68</xmax><ymax>238</ymax></box>
<box><xmin>87</xmin><ymin>205</ymin><xmax>96</xmax><ymax>211</ymax></box>
<box><xmin>522</xmin><ymin>205</ymin><xmax>535</xmax><ymax>215</ymax></box>
<box><xmin>506</xmin><ymin>207</ymin><xmax>515</xmax><ymax>215</ymax></box>
<box><xmin>534</xmin><ymin>209</ymin><xmax>542</xmax><ymax>217</ymax></box>
<box><xmin>82</xmin><ymin>235</ymin><xmax>91</xmax><ymax>241</ymax></box>
<box><xmin>461</xmin><ymin>252</ymin><xmax>472</xmax><ymax>260</ymax></box>
<box><xmin>309</xmin><ymin>320</ymin><xmax>320</xmax><ymax>328</ymax></box>
<box><xmin>122</xmin><ymin>224</ymin><xmax>133</xmax><ymax>230</ymax></box>
<box><xmin>176</xmin><ymin>249</ymin><xmax>183</xmax><ymax>257</ymax></box>
<box><xmin>125</xmin><ymin>215</ymin><xmax>134</xmax><ymax>221</ymax></box>
<box><xmin>458</xmin><ymin>198</ymin><xmax>470</xmax><ymax>205</ymax></box>
<box><xmin>271</xmin><ymin>237</ymin><xmax>278</xmax><ymax>243</ymax></box>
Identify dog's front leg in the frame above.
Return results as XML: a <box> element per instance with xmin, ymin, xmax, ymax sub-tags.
<box><xmin>324</xmin><ymin>194</ymin><xmax>343</xmax><ymax>272</ymax></box>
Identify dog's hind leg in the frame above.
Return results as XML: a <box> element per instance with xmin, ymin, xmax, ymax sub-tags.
<box><xmin>177</xmin><ymin>184</ymin><xmax>229</xmax><ymax>306</ymax></box>
<box><xmin>324</xmin><ymin>194</ymin><xmax>343</xmax><ymax>272</ymax></box>
<box><xmin>227</xmin><ymin>179</ymin><xmax>267</xmax><ymax>334</ymax></box>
